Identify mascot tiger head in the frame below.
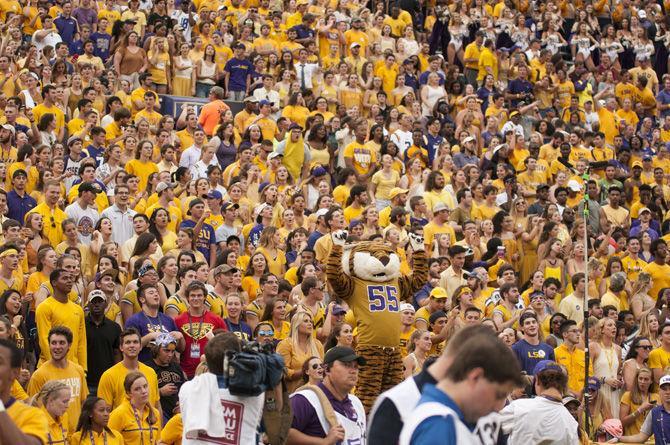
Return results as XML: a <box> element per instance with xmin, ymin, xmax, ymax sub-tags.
<box><xmin>341</xmin><ymin>241</ymin><xmax>401</xmax><ymax>283</ymax></box>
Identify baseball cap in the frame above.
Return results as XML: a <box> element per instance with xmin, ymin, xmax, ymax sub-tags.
<box><xmin>638</xmin><ymin>9</ymin><xmax>647</xmax><ymax>18</ymax></box>
<box><xmin>12</xmin><ymin>169</ymin><xmax>27</xmax><ymax>179</ymax></box>
<box><xmin>95</xmin><ymin>269</ymin><xmax>118</xmax><ymax>282</ymax></box>
<box><xmin>268</xmin><ymin>151</ymin><xmax>282</xmax><ymax>160</ymax></box>
<box><xmin>259</xmin><ymin>99</ymin><xmax>274</xmax><ymax>107</ymax></box>
<box><xmin>389</xmin><ymin>187</ymin><xmax>409</xmax><ymax>199</ymax></box>
<box><xmin>462</xmin><ymin>136</ymin><xmax>476</xmax><ymax>144</ymax></box>
<box><xmin>562</xmin><ymin>396</ymin><xmax>580</xmax><ymax>406</ymax></box>
<box><xmin>243</xmin><ymin>96</ymin><xmax>259</xmax><ymax>103</ymax></box>
<box><xmin>1</xmin><ymin>123</ymin><xmax>15</xmax><ymax>134</ymax></box>
<box><xmin>660</xmin><ymin>375</ymin><xmax>670</xmax><ymax>387</ymax></box>
<box><xmin>639</xmin><ymin>207</ymin><xmax>652</xmax><ymax>215</ymax></box>
<box><xmin>221</xmin><ymin>201</ymin><xmax>239</xmax><ymax>211</ymax></box>
<box><xmin>78</xmin><ymin>182</ymin><xmax>101</xmax><ymax>194</ymax></box>
<box><xmin>643</xmin><ymin>155</ymin><xmax>653</xmax><ymax>162</ymax></box>
<box><xmin>289</xmin><ymin>123</ymin><xmax>303</xmax><ymax>131</ymax></box>
<box><xmin>429</xmin><ymin>310</ymin><xmax>447</xmax><ymax>324</ymax></box>
<box><xmin>509</xmin><ymin>110</ymin><xmax>520</xmax><ymax>118</ymax></box>
<box><xmin>533</xmin><ymin>360</ymin><xmax>564</xmax><ymax>376</ymax></box>
<box><xmin>88</xmin><ymin>289</ymin><xmax>107</xmax><ymax>302</ymax></box>
<box><xmin>324</xmin><ymin>346</ymin><xmax>366</xmax><ymax>366</ymax></box>
<box><xmin>332</xmin><ymin>305</ymin><xmax>347</xmax><ymax>316</ymax></box>
<box><xmin>429</xmin><ymin>287</ymin><xmax>448</xmax><ymax>300</ymax></box>
<box><xmin>567</xmin><ymin>179</ymin><xmax>582</xmax><ymax>192</ymax></box>
<box><xmin>433</xmin><ymin>202</ymin><xmax>450</xmax><ymax>213</ymax></box>
<box><xmin>207</xmin><ymin>190</ymin><xmax>223</xmax><ymax>200</ymax></box>
<box><xmin>311</xmin><ymin>166</ymin><xmax>328</xmax><ymax>177</ymax></box>
<box><xmin>138</xmin><ymin>263</ymin><xmax>156</xmax><ymax>277</ymax></box>
<box><xmin>587</xmin><ymin>376</ymin><xmax>602</xmax><ymax>391</ymax></box>
<box><xmin>632</xmin><ymin>160</ymin><xmax>643</xmax><ymax>169</ymax></box>
<box><xmin>214</xmin><ymin>264</ymin><xmax>238</xmax><ymax>275</ymax></box>
<box><xmin>156</xmin><ymin>182</ymin><xmax>174</xmax><ymax>193</ymax></box>
<box><xmin>400</xmin><ymin>303</ymin><xmax>415</xmax><ymax>313</ymax></box>
<box><xmin>67</xmin><ymin>135</ymin><xmax>82</xmax><ymax>146</ymax></box>
<box><xmin>315</xmin><ymin>208</ymin><xmax>329</xmax><ymax>218</ymax></box>
<box><xmin>188</xmin><ymin>198</ymin><xmax>205</xmax><ymax>212</ymax></box>
<box><xmin>350</xmin><ymin>42</ymin><xmax>361</xmax><ymax>49</ymax></box>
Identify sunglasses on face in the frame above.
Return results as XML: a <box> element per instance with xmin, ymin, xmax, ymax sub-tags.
<box><xmin>311</xmin><ymin>363</ymin><xmax>322</xmax><ymax>370</ymax></box>
<box><xmin>258</xmin><ymin>330</ymin><xmax>274</xmax><ymax>336</ymax></box>
<box><xmin>638</xmin><ymin>345</ymin><xmax>653</xmax><ymax>350</ymax></box>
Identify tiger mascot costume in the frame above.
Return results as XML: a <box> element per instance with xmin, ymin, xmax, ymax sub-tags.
<box><xmin>326</xmin><ymin>230</ymin><xmax>427</xmax><ymax>412</ymax></box>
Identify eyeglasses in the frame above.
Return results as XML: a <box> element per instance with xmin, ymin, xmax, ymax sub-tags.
<box><xmin>311</xmin><ymin>363</ymin><xmax>322</xmax><ymax>370</ymax></box>
<box><xmin>258</xmin><ymin>330</ymin><xmax>274</xmax><ymax>336</ymax></box>
<box><xmin>638</xmin><ymin>345</ymin><xmax>653</xmax><ymax>350</ymax></box>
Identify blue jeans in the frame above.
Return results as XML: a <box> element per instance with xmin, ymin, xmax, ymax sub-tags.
<box><xmin>195</xmin><ymin>82</ymin><xmax>214</xmax><ymax>98</ymax></box>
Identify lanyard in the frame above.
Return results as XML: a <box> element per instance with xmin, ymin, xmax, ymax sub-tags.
<box><xmin>131</xmin><ymin>405</ymin><xmax>153</xmax><ymax>445</ymax></box>
<box><xmin>88</xmin><ymin>430</ymin><xmax>108</xmax><ymax>445</ymax></box>
<box><xmin>47</xmin><ymin>422</ymin><xmax>68</xmax><ymax>445</ymax></box>
<box><xmin>187</xmin><ymin>313</ymin><xmax>204</xmax><ymax>338</ymax></box>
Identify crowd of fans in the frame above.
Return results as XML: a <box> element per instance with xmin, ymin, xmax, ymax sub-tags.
<box><xmin>2</xmin><ymin>0</ymin><xmax>670</xmax><ymax>442</ymax></box>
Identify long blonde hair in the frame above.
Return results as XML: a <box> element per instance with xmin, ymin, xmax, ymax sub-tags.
<box><xmin>289</xmin><ymin>311</ymin><xmax>321</xmax><ymax>357</ymax></box>
<box><xmin>639</xmin><ymin>310</ymin><xmax>660</xmax><ymax>345</ymax></box>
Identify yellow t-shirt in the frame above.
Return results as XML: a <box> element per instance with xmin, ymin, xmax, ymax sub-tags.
<box><xmin>159</xmin><ymin>413</ymin><xmax>183</xmax><ymax>445</ymax></box>
<box><xmin>343</xmin><ymin>141</ymin><xmax>376</xmax><ymax>176</ymax></box>
<box><xmin>7</xmin><ymin>399</ymin><xmax>48</xmax><ymax>443</ymax></box>
<box><xmin>35</xmin><ymin>297</ymin><xmax>87</xmax><ymax>369</ymax></box>
<box><xmin>28</xmin><ymin>360</ymin><xmax>88</xmax><ymax>432</ymax></box>
<box><xmin>32</xmin><ymin>103</ymin><xmax>65</xmax><ymax>133</ymax></box>
<box><xmin>423</xmin><ymin>221</ymin><xmax>457</xmax><ymax>250</ymax></box>
<box><xmin>125</xmin><ymin>159</ymin><xmax>159</xmax><ymax>191</ymax></box>
<box><xmin>108</xmin><ymin>401</ymin><xmax>161</xmax><ymax>445</ymax></box>
<box><xmin>648</xmin><ymin>346</ymin><xmax>670</xmax><ymax>372</ymax></box>
<box><xmin>70</xmin><ymin>428</ymin><xmax>125</xmax><ymax>445</ymax></box>
<box><xmin>97</xmin><ymin>362</ymin><xmax>160</xmax><ymax>410</ymax></box>
<box><xmin>164</xmin><ymin>295</ymin><xmax>189</xmax><ymax>316</ymax></box>
<box><xmin>643</xmin><ymin>262</ymin><xmax>670</xmax><ymax>301</ymax></box>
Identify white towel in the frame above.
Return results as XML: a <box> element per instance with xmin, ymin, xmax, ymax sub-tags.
<box><xmin>179</xmin><ymin>373</ymin><xmax>226</xmax><ymax>441</ymax></box>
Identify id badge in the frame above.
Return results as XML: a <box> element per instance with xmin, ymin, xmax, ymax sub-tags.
<box><xmin>190</xmin><ymin>343</ymin><xmax>201</xmax><ymax>359</ymax></box>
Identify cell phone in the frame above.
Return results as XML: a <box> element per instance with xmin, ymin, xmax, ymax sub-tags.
<box><xmin>651</xmin><ymin>400</ymin><xmax>658</xmax><ymax>404</ymax></box>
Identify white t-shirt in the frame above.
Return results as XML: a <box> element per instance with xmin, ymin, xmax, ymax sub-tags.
<box><xmin>390</xmin><ymin>129</ymin><xmax>413</xmax><ymax>157</ymax></box>
<box><xmin>65</xmin><ymin>201</ymin><xmax>100</xmax><ymax>244</ymax></box>
<box><xmin>499</xmin><ymin>396</ymin><xmax>579</xmax><ymax>445</ymax></box>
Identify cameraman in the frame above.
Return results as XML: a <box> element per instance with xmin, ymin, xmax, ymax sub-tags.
<box><xmin>179</xmin><ymin>333</ymin><xmax>265</xmax><ymax>445</ymax></box>
<box><xmin>288</xmin><ymin>346</ymin><xmax>367</xmax><ymax>444</ymax></box>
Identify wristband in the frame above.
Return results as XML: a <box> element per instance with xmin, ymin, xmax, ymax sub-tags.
<box><xmin>0</xmin><ymin>398</ymin><xmax>5</xmax><ymax>412</ymax></box>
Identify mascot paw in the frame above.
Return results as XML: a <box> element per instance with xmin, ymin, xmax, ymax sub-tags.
<box><xmin>332</xmin><ymin>230</ymin><xmax>349</xmax><ymax>246</ymax></box>
<box><xmin>408</xmin><ymin>232</ymin><xmax>425</xmax><ymax>252</ymax></box>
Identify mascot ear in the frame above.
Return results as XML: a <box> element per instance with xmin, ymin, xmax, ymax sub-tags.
<box><xmin>408</xmin><ymin>232</ymin><xmax>425</xmax><ymax>252</ymax></box>
<box><xmin>332</xmin><ymin>230</ymin><xmax>348</xmax><ymax>247</ymax></box>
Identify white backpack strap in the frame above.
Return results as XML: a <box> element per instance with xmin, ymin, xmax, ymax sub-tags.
<box><xmin>290</xmin><ymin>389</ymin><xmax>332</xmax><ymax>434</ymax></box>
<box><xmin>399</xmin><ymin>402</ymin><xmax>458</xmax><ymax>445</ymax></box>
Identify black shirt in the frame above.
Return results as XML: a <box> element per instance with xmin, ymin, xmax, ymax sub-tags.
<box><xmin>147</xmin><ymin>360</ymin><xmax>186</xmax><ymax>421</ymax></box>
<box><xmin>85</xmin><ymin>315</ymin><xmax>121</xmax><ymax>387</ymax></box>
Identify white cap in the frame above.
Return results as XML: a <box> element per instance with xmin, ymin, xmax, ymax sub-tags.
<box><xmin>462</xmin><ymin>136</ymin><xmax>476</xmax><ymax>144</ymax></box>
<box><xmin>268</xmin><ymin>151</ymin><xmax>282</xmax><ymax>160</ymax></box>
<box><xmin>88</xmin><ymin>290</ymin><xmax>107</xmax><ymax>302</ymax></box>
<box><xmin>567</xmin><ymin>179</ymin><xmax>582</xmax><ymax>192</ymax></box>
<box><xmin>660</xmin><ymin>375</ymin><xmax>670</xmax><ymax>387</ymax></box>
<box><xmin>400</xmin><ymin>303</ymin><xmax>415</xmax><ymax>313</ymax></box>
<box><xmin>315</xmin><ymin>208</ymin><xmax>329</xmax><ymax>218</ymax></box>
<box><xmin>433</xmin><ymin>202</ymin><xmax>450</xmax><ymax>213</ymax></box>
<box><xmin>638</xmin><ymin>9</ymin><xmax>647</xmax><ymax>18</ymax></box>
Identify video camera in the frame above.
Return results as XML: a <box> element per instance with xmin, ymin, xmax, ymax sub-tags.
<box><xmin>223</xmin><ymin>341</ymin><xmax>284</xmax><ymax>397</ymax></box>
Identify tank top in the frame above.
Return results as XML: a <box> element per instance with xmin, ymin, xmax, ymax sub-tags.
<box><xmin>20</xmin><ymin>89</ymin><xmax>37</xmax><ymax>109</ymax></box>
<box><xmin>119</xmin><ymin>47</ymin><xmax>146</xmax><ymax>75</ymax></box>
<box><xmin>175</xmin><ymin>56</ymin><xmax>193</xmax><ymax>79</ymax></box>
<box><xmin>199</xmin><ymin>61</ymin><xmax>216</xmax><ymax>85</ymax></box>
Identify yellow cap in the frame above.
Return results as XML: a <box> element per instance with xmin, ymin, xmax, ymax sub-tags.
<box><xmin>430</xmin><ymin>287</ymin><xmax>448</xmax><ymax>300</ymax></box>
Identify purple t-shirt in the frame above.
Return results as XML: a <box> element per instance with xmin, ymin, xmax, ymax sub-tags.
<box><xmin>125</xmin><ymin>311</ymin><xmax>178</xmax><ymax>363</ymax></box>
<box><xmin>290</xmin><ymin>382</ymin><xmax>361</xmax><ymax>437</ymax></box>
<box><xmin>72</xmin><ymin>7</ymin><xmax>98</xmax><ymax>28</ymax></box>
